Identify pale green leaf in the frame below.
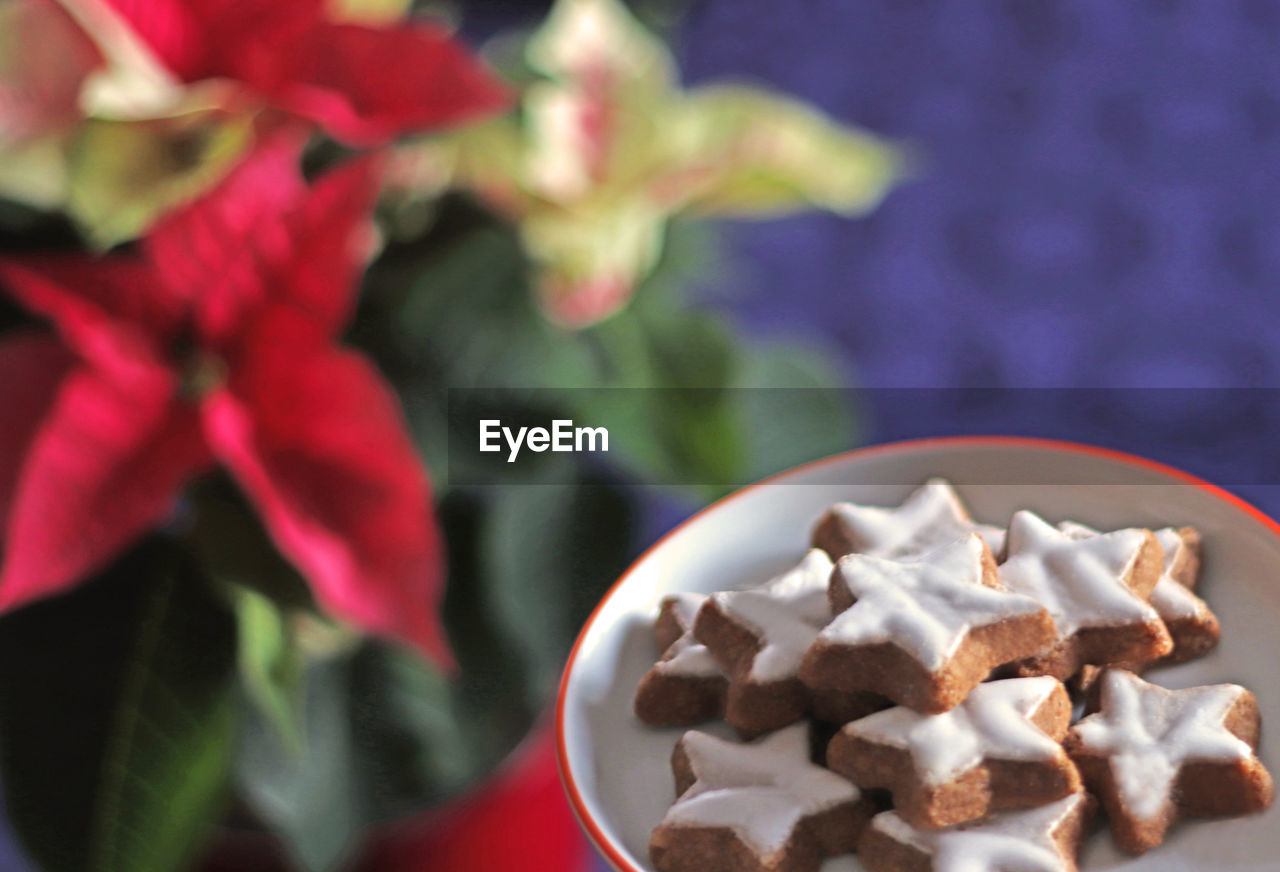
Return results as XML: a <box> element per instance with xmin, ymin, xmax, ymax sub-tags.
<box><xmin>521</xmin><ymin>197</ymin><xmax>666</xmax><ymax>323</ymax></box>
<box><xmin>66</xmin><ymin>112</ymin><xmax>253</xmax><ymax>247</ymax></box>
<box><xmin>0</xmin><ymin>134</ymin><xmax>69</xmax><ymax>209</ymax></box>
<box><xmin>234</xmin><ymin>586</ymin><xmax>306</xmax><ymax>755</ymax></box>
<box><xmin>670</xmin><ymin>86</ymin><xmax>903</xmax><ymax>218</ymax></box>
<box><xmin>328</xmin><ymin>0</ymin><xmax>414</xmax><ymax>24</ymax></box>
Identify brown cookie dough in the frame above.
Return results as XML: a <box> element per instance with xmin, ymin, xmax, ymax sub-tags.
<box><xmin>998</xmin><ymin>512</ymin><xmax>1171</xmax><ymax>682</ymax></box>
<box><xmin>635</xmin><ymin>593</ymin><xmax>728</xmax><ymax>727</ymax></box>
<box><xmin>828</xmin><ymin>677</ymin><xmax>1080</xmax><ymax>830</ymax></box>
<box><xmin>1070</xmin><ymin>525</ymin><xmax>1218</xmax><ymax>703</ymax></box>
<box><xmin>650</xmin><ymin>723</ymin><xmax>874</xmax><ymax>872</ymax></box>
<box><xmin>799</xmin><ymin>534</ymin><xmax>1056</xmax><ymax>713</ymax></box>
<box><xmin>1065</xmin><ymin>669</ymin><xmax>1275</xmax><ymax>854</ymax></box>
<box><xmin>693</xmin><ymin>550</ymin><xmax>835</xmax><ymax>735</ymax></box>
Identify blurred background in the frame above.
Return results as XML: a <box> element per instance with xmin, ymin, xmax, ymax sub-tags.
<box><xmin>3</xmin><ymin>1</ymin><xmax>1280</xmax><ymax>871</ymax></box>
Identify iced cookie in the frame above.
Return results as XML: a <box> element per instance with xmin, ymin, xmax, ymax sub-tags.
<box><xmin>693</xmin><ymin>550</ymin><xmax>833</xmax><ymax>734</ymax></box>
<box><xmin>694</xmin><ymin>550</ymin><xmax>884</xmax><ymax>734</ymax></box>
<box><xmin>799</xmin><ymin>534</ymin><xmax>1056</xmax><ymax>714</ymax></box>
<box><xmin>828</xmin><ymin>677</ymin><xmax>1080</xmax><ymax>829</ymax></box>
<box><xmin>998</xmin><ymin>512</ymin><xmax>1171</xmax><ymax>681</ymax></box>
<box><xmin>650</xmin><ymin>723</ymin><xmax>873</xmax><ymax>872</ymax></box>
<box><xmin>811</xmin><ymin>479</ymin><xmax>1005</xmax><ymax>562</ymax></box>
<box><xmin>1060</xmin><ymin>523</ymin><xmax>1218</xmax><ymax>676</ymax></box>
<box><xmin>857</xmin><ymin>792</ymin><xmax>1093</xmax><ymax>872</ymax></box>
<box><xmin>635</xmin><ymin>593</ymin><xmax>728</xmax><ymax>727</ymax></box>
<box><xmin>1065</xmin><ymin>669</ymin><xmax>1274</xmax><ymax>853</ymax></box>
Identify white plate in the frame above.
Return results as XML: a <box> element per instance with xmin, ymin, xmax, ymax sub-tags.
<box><xmin>556</xmin><ymin>436</ymin><xmax>1280</xmax><ymax>872</ymax></box>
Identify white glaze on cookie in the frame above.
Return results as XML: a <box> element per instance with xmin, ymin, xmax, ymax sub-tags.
<box><xmin>871</xmin><ymin>792</ymin><xmax>1087</xmax><ymax>872</ymax></box>
<box><xmin>844</xmin><ymin>677</ymin><xmax>1068</xmax><ymax>786</ymax></box>
<box><xmin>823</xmin><ymin>479</ymin><xmax>1006</xmax><ymax>559</ymax></box>
<box><xmin>1150</xmin><ymin>527</ymin><xmax>1208</xmax><ymax>620</ymax></box>
<box><xmin>706</xmin><ymin>549</ymin><xmax>833</xmax><ymax>682</ymax></box>
<box><xmin>663</xmin><ymin>723</ymin><xmax>859</xmax><ymax>856</ymax></box>
<box><xmin>1057</xmin><ymin>521</ymin><xmax>1209</xmax><ymax>625</ymax></box>
<box><xmin>820</xmin><ymin>534</ymin><xmax>1046</xmax><ymax>670</ymax></box>
<box><xmin>1000</xmin><ymin>512</ymin><xmax>1159</xmax><ymax>637</ymax></box>
<box><xmin>1071</xmin><ymin>670</ymin><xmax>1254</xmax><ymax>821</ymax></box>
<box><xmin>657</xmin><ymin>593</ymin><xmax>722</xmax><ymax>678</ymax></box>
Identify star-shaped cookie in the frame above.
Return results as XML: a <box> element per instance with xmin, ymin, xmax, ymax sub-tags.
<box><xmin>649</xmin><ymin>723</ymin><xmax>873</xmax><ymax>872</ymax></box>
<box><xmin>811</xmin><ymin>478</ymin><xmax>1006</xmax><ymax>562</ymax></box>
<box><xmin>857</xmin><ymin>793</ymin><xmax>1093</xmax><ymax>872</ymax></box>
<box><xmin>828</xmin><ymin>677</ymin><xmax>1081</xmax><ymax>829</ymax></box>
<box><xmin>1061</xmin><ymin>522</ymin><xmax>1218</xmax><ymax>674</ymax></box>
<box><xmin>635</xmin><ymin>593</ymin><xmax>727</xmax><ymax>727</ymax></box>
<box><xmin>799</xmin><ymin>533</ymin><xmax>1056</xmax><ymax>713</ymax></box>
<box><xmin>695</xmin><ymin>550</ymin><xmax>883</xmax><ymax>734</ymax></box>
<box><xmin>1066</xmin><ymin>669</ymin><xmax>1275</xmax><ymax>853</ymax></box>
<box><xmin>997</xmin><ymin>511</ymin><xmax>1171</xmax><ymax>681</ymax></box>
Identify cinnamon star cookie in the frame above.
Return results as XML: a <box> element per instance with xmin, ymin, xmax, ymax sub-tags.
<box><xmin>695</xmin><ymin>549</ymin><xmax>884</xmax><ymax>734</ymax></box>
<box><xmin>650</xmin><ymin>723</ymin><xmax>873</xmax><ymax>872</ymax></box>
<box><xmin>800</xmin><ymin>533</ymin><xmax>1056</xmax><ymax>713</ymax></box>
<box><xmin>635</xmin><ymin>593</ymin><xmax>728</xmax><ymax>727</ymax></box>
<box><xmin>1060</xmin><ymin>523</ymin><xmax>1218</xmax><ymax>678</ymax></box>
<box><xmin>828</xmin><ymin>676</ymin><xmax>1080</xmax><ymax>829</ymax></box>
<box><xmin>998</xmin><ymin>512</ymin><xmax>1170</xmax><ymax>681</ymax></box>
<box><xmin>857</xmin><ymin>792</ymin><xmax>1093</xmax><ymax>872</ymax></box>
<box><xmin>1065</xmin><ymin>669</ymin><xmax>1274</xmax><ymax>853</ymax></box>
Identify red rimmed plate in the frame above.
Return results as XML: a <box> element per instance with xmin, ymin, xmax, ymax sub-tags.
<box><xmin>557</xmin><ymin>436</ymin><xmax>1280</xmax><ymax>871</ymax></box>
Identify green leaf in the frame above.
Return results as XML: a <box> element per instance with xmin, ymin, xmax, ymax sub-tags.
<box><xmin>233</xmin><ymin>476</ymin><xmax>632</xmax><ymax>871</ymax></box>
<box><xmin>481</xmin><ymin>471</ymin><xmax>635</xmax><ymax>698</ymax></box>
<box><xmin>346</xmin><ymin>645</ymin><xmax>481</xmax><ymax>803</ymax></box>
<box><xmin>732</xmin><ymin>341</ymin><xmax>860</xmax><ymax>481</ymax></box>
<box><xmin>236</xmin><ymin>658</ymin><xmax>369</xmax><ymax>872</ymax></box>
<box><xmin>233</xmin><ymin>587</ymin><xmax>305</xmax><ymax>754</ymax></box>
<box><xmin>0</xmin><ymin>538</ymin><xmax>238</xmax><ymax>872</ymax></box>
<box><xmin>383</xmin><ymin>220</ymin><xmax>599</xmax><ymax>391</ymax></box>
<box><xmin>65</xmin><ymin>113</ymin><xmax>253</xmax><ymax>248</ymax></box>
<box><xmin>185</xmin><ymin>475</ymin><xmax>313</xmax><ymax>611</ymax></box>
<box><xmin>583</xmin><ymin>305</ymin><xmax>746</xmax><ymax>493</ymax></box>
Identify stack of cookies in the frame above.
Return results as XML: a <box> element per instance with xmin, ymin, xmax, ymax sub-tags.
<box><xmin>636</xmin><ymin>480</ymin><xmax>1274</xmax><ymax>872</ymax></box>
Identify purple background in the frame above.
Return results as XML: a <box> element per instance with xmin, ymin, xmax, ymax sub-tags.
<box><xmin>675</xmin><ymin>0</ymin><xmax>1280</xmax><ymax>516</ymax></box>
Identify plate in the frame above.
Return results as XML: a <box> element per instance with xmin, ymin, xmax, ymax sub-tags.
<box><xmin>556</xmin><ymin>436</ymin><xmax>1280</xmax><ymax>871</ymax></box>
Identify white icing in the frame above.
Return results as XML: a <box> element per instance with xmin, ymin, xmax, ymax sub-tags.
<box><xmin>709</xmin><ymin>549</ymin><xmax>833</xmax><ymax>681</ymax></box>
<box><xmin>825</xmin><ymin>479</ymin><xmax>1006</xmax><ymax>560</ymax></box>
<box><xmin>657</xmin><ymin>593</ymin><xmax>721</xmax><ymax>678</ymax></box>
<box><xmin>1150</xmin><ymin>527</ymin><xmax>1208</xmax><ymax>621</ymax></box>
<box><xmin>820</xmin><ymin>534</ymin><xmax>1045</xmax><ymax>670</ymax></box>
<box><xmin>663</xmin><ymin>723</ymin><xmax>859</xmax><ymax>856</ymax></box>
<box><xmin>1000</xmin><ymin>512</ymin><xmax>1160</xmax><ymax>637</ymax></box>
<box><xmin>1072</xmin><ymin>670</ymin><xmax>1253</xmax><ymax>822</ymax></box>
<box><xmin>872</xmin><ymin>793</ymin><xmax>1087</xmax><ymax>872</ymax></box>
<box><xmin>1147</xmin><ymin>574</ymin><xmax>1208</xmax><ymax>622</ymax></box>
<box><xmin>845</xmin><ymin>677</ymin><xmax>1066</xmax><ymax>786</ymax></box>
<box><xmin>1057</xmin><ymin>522</ymin><xmax>1208</xmax><ymax>624</ymax></box>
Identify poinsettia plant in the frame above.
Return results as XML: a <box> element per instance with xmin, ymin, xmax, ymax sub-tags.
<box><xmin>0</xmin><ymin>1</ymin><xmax>898</xmax><ymax>871</ymax></box>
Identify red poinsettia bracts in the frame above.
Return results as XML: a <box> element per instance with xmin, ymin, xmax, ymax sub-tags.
<box><xmin>0</xmin><ymin>134</ymin><xmax>452</xmax><ymax>665</ymax></box>
<box><xmin>97</xmin><ymin>0</ymin><xmax>510</xmax><ymax>144</ymax></box>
